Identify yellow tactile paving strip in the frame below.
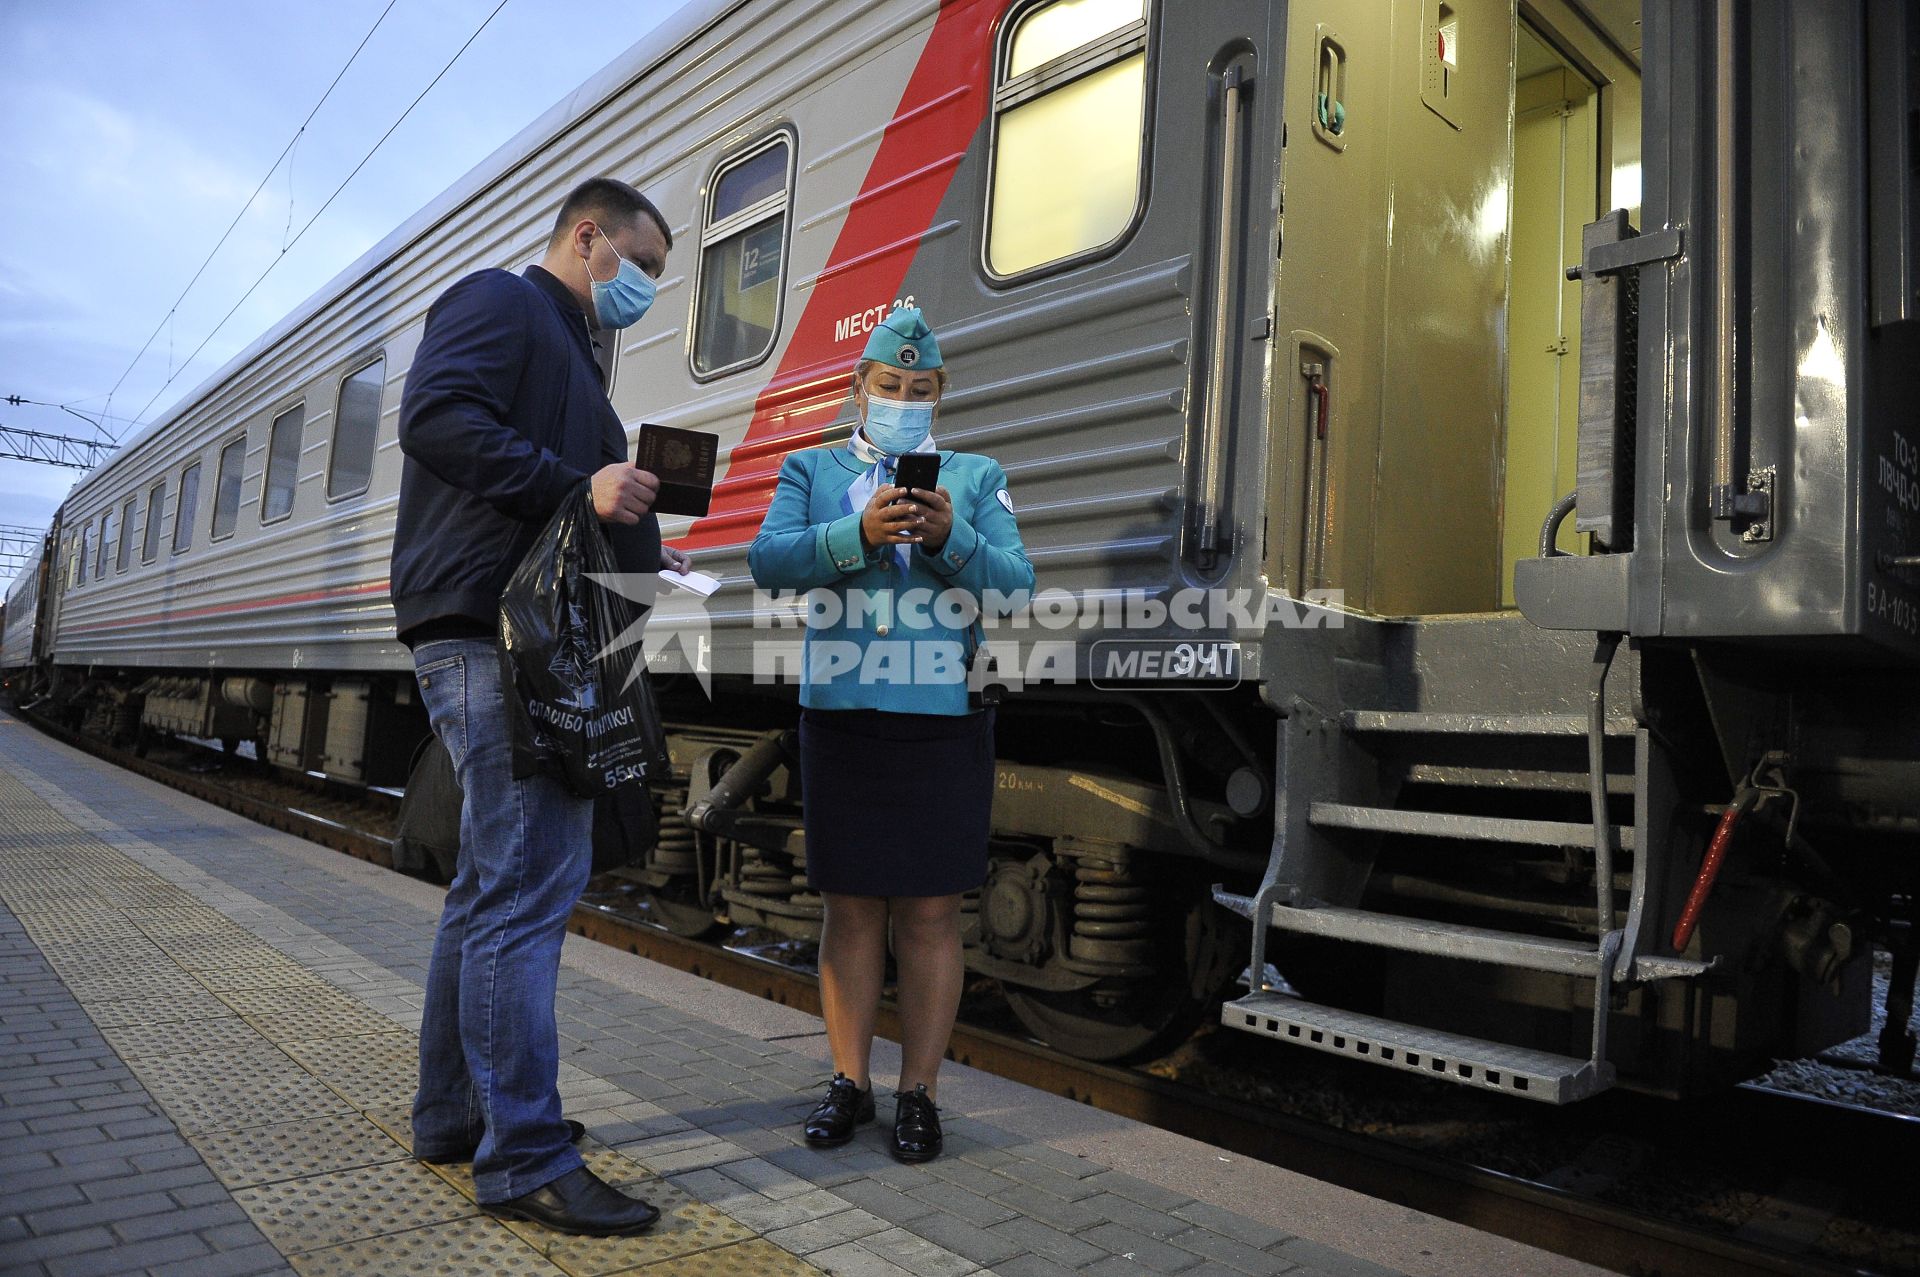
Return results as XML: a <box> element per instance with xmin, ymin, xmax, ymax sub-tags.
<box><xmin>0</xmin><ymin>770</ymin><xmax>825</xmax><ymax>1277</ymax></box>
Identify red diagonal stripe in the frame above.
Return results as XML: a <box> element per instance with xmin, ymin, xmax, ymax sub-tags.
<box><xmin>673</xmin><ymin>0</ymin><xmax>998</xmax><ymax>552</ymax></box>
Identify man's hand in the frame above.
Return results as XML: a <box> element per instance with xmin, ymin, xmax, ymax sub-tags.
<box><xmin>592</xmin><ymin>463</ymin><xmax>658</xmax><ymax>524</ymax></box>
<box><xmin>660</xmin><ymin>544</ymin><xmax>693</xmax><ymax>573</ymax></box>
<box><xmin>860</xmin><ymin>484</ymin><xmax>921</xmax><ymax>548</ymax></box>
<box><xmin>913</xmin><ymin>485</ymin><xmax>954</xmax><ymax>552</ymax></box>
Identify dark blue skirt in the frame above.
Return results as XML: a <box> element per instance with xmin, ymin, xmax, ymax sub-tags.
<box><xmin>798</xmin><ymin>705</ymin><xmax>996</xmax><ymax>898</ymax></box>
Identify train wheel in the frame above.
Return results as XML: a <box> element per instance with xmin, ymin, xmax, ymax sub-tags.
<box><xmin>1003</xmin><ymin>892</ymin><xmax>1239</xmax><ymax>1062</ymax></box>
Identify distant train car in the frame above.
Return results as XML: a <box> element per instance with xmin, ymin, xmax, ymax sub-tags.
<box><xmin>2</xmin><ymin>532</ymin><xmax>49</xmax><ymax>680</ymax></box>
<box><xmin>10</xmin><ymin>0</ymin><xmax>1918</xmax><ymax>1099</ymax></box>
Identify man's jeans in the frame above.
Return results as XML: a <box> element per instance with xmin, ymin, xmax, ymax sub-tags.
<box><xmin>409</xmin><ymin>637</ymin><xmax>593</xmax><ymax>1202</ymax></box>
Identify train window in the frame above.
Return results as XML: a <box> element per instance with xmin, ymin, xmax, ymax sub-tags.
<box><xmin>142</xmin><ymin>481</ymin><xmax>165</xmax><ymax>563</ymax></box>
<box><xmin>117</xmin><ymin>497</ymin><xmax>135</xmax><ymax>573</ymax></box>
<box><xmin>76</xmin><ymin>521</ymin><xmax>91</xmax><ymax>586</ymax></box>
<box><xmin>986</xmin><ymin>0</ymin><xmax>1151</xmax><ymax>279</ymax></box>
<box><xmin>173</xmin><ymin>461</ymin><xmax>202</xmax><ymax>555</ymax></box>
<box><xmin>210</xmin><ymin>435</ymin><xmax>246</xmax><ymax>541</ymax></box>
<box><xmin>691</xmin><ymin>134</ymin><xmax>794</xmax><ymax>378</ymax></box>
<box><xmin>262</xmin><ymin>402</ymin><xmax>304</xmax><ymax>523</ymax></box>
<box><xmin>64</xmin><ymin>536</ymin><xmax>76</xmax><ymax>588</ymax></box>
<box><xmin>96</xmin><ymin>506</ymin><xmax>115</xmax><ymax>578</ymax></box>
<box><xmin>326</xmin><ymin>356</ymin><xmax>385</xmax><ymax>500</ymax></box>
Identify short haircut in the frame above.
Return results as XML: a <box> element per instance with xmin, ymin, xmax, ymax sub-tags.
<box><xmin>549</xmin><ymin>177</ymin><xmax>672</xmax><ymax>251</ymax></box>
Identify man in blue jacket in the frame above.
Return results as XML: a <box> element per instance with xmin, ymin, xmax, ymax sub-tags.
<box><xmin>391</xmin><ymin>176</ymin><xmax>678</xmax><ymax>1235</ymax></box>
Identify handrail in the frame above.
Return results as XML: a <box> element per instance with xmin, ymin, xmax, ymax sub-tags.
<box><xmin>1195</xmin><ymin>63</ymin><xmax>1251</xmax><ymax>569</ymax></box>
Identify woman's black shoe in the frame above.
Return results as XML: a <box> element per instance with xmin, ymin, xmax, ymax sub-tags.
<box><xmin>804</xmin><ymin>1073</ymin><xmax>874</xmax><ymax>1146</ymax></box>
<box><xmin>891</xmin><ymin>1083</ymin><xmax>942</xmax><ymax>1162</ymax></box>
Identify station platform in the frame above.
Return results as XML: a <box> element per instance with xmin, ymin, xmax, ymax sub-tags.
<box><xmin>0</xmin><ymin>714</ymin><xmax>1603</xmax><ymax>1277</ymax></box>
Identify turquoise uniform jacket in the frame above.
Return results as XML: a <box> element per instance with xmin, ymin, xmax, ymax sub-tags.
<box><xmin>748</xmin><ymin>445</ymin><xmax>1035</xmax><ymax>715</ymax></box>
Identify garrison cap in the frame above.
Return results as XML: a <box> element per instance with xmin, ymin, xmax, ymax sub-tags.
<box><xmin>862</xmin><ymin>307</ymin><xmax>943</xmax><ymax>370</ymax></box>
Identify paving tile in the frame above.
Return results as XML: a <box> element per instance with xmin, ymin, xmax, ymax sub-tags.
<box><xmin>1080</xmin><ymin>1223</ymin><xmax>1203</xmax><ymax>1274</ymax></box>
<box><xmin>642</xmin><ymin>1238</ymin><xmax>827</xmax><ymax>1277</ymax></box>
<box><xmin>0</xmin><ymin>726</ymin><xmax>1414</xmax><ymax>1277</ymax></box>
<box><xmin>1084</xmin><ymin>1194</ymin><xmax>1195</xmax><ymax>1239</ymax></box>
<box><xmin>989</xmin><ymin>1185</ymin><xmax>1103</xmax><ymax>1233</ymax></box>
<box><xmin>1271</xmin><ymin>1236</ymin><xmax>1401</xmax><ymax>1277</ymax></box>
<box><xmin>232</xmin><ymin>1159</ymin><xmax>477</xmax><ymax>1254</ymax></box>
<box><xmin>851</xmin><ymin>1228</ymin><xmax>980</xmax><ymax>1277</ymax></box>
<box><xmin>995</xmin><ymin>1156</ymin><xmax>1105</xmax><ymax>1203</ymax></box>
<box><xmin>765</xmin><ymin>1207</ymin><xmax>894</xmax><ymax>1255</ymax></box>
<box><xmin>189</xmin><ymin>1112</ymin><xmax>409</xmax><ymax>1188</ymax></box>
<box><xmin>1170</xmin><ymin>1202</ymin><xmax>1293</xmax><ymax>1252</ymax></box>
<box><xmin>905</xmin><ymin>1182</ymin><xmax>1017</xmax><ymax>1227</ymax></box>
<box><xmin>988</xmin><ymin>1215</ymin><xmax>1108</xmax><ymax>1268</ymax></box>
<box><xmin>989</xmin><ymin>1255</ymin><xmax>1083</xmax><ymax>1277</ymax></box>
<box><xmin>899</xmin><ymin>1213</ymin><xmax>1025</xmax><ymax>1269</ymax></box>
<box><xmin>828</xmin><ymin>1175</ymin><xmax>938</xmax><ymax>1224</ymax></box>
<box><xmin>808</xmin><ymin>1240</ymin><xmax>917</xmax><ymax>1277</ymax></box>
<box><xmin>286</xmin><ymin>1215</ymin><xmax>550</xmax><ymax>1276</ymax></box>
<box><xmin>1081</xmin><ymin>1171</ymin><xmax>1196</xmax><ymax>1214</ymax></box>
<box><xmin>279</xmin><ymin>1033</ymin><xmax>417</xmax><ymax>1109</ymax></box>
<box><xmin>1164</xmin><ymin>1227</ymin><xmax>1297</xmax><ymax>1275</ymax></box>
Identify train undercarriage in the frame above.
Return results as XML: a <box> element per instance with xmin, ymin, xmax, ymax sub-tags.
<box><xmin>14</xmin><ymin>605</ymin><xmax>1916</xmax><ymax>1096</ymax></box>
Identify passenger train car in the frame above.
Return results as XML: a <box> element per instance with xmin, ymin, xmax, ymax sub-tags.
<box><xmin>6</xmin><ymin>0</ymin><xmax>1918</xmax><ymax>1100</ymax></box>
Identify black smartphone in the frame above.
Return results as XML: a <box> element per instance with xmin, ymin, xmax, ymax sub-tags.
<box><xmin>892</xmin><ymin>452</ymin><xmax>940</xmax><ymax>496</ymax></box>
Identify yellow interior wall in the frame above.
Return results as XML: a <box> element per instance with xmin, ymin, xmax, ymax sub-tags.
<box><xmin>1267</xmin><ymin>1</ymin><xmax>1642</xmax><ymax>616</ymax></box>
<box><xmin>1502</xmin><ymin>64</ymin><xmax>1596</xmax><ymax>604</ymax></box>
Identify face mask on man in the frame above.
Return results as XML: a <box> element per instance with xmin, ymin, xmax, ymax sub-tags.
<box><xmin>862</xmin><ymin>393</ymin><xmax>935</xmax><ymax>454</ymax></box>
<box><xmin>585</xmin><ymin>226</ymin><xmax>656</xmax><ymax>329</ymax></box>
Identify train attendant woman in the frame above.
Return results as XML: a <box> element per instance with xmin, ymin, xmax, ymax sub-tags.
<box><xmin>748</xmin><ymin>309</ymin><xmax>1034</xmax><ymax>1162</ymax></box>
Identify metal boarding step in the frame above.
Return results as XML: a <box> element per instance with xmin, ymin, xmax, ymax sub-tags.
<box><xmin>1250</xmin><ymin>901</ymin><xmax>1604</xmax><ymax>975</ymax></box>
<box><xmin>1341</xmin><ymin>711</ymin><xmax>1640</xmax><ymax>795</ymax></box>
<box><xmin>1340</xmin><ymin>710</ymin><xmax>1638</xmax><ymax>737</ymax></box>
<box><xmin>1308</xmin><ymin>802</ymin><xmax>1636</xmax><ymax>850</ymax></box>
<box><xmin>1218</xmin><ymin>671</ymin><xmax>1669</xmax><ymax>1103</ymax></box>
<box><xmin>1223</xmin><ymin>990</ymin><xmax>1611</xmax><ymax>1103</ymax></box>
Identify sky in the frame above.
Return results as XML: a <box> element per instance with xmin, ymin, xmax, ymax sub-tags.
<box><xmin>0</xmin><ymin>0</ymin><xmax>684</xmax><ymax>584</ymax></box>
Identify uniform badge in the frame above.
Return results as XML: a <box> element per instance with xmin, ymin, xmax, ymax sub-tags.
<box><xmin>996</xmin><ymin>488</ymin><xmax>1015</xmax><ymax>513</ymax></box>
<box><xmin>898</xmin><ymin>346</ymin><xmax>919</xmax><ymax>366</ymax></box>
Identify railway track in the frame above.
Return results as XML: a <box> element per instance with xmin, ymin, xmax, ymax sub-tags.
<box><xmin>17</xmin><ymin>705</ymin><xmax>1914</xmax><ymax>1277</ymax></box>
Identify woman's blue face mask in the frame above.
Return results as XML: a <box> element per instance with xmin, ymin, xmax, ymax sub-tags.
<box><xmin>863</xmin><ymin>392</ymin><xmax>935</xmax><ymax>453</ymax></box>
<box><xmin>586</xmin><ymin>227</ymin><xmax>656</xmax><ymax>329</ymax></box>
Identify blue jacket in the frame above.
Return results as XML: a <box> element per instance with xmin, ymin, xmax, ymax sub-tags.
<box><xmin>391</xmin><ymin>265</ymin><xmax>659</xmax><ymax>641</ymax></box>
<box><xmin>748</xmin><ymin>445</ymin><xmax>1034</xmax><ymax>715</ymax></box>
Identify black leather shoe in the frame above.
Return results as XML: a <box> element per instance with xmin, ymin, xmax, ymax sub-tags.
<box><xmin>804</xmin><ymin>1073</ymin><xmax>875</xmax><ymax>1146</ymax></box>
<box><xmin>481</xmin><ymin>1165</ymin><xmax>660</xmax><ymax>1236</ymax></box>
<box><xmin>418</xmin><ymin>1119</ymin><xmax>585</xmax><ymax>1165</ymax></box>
<box><xmin>891</xmin><ymin>1083</ymin><xmax>942</xmax><ymax>1162</ymax></box>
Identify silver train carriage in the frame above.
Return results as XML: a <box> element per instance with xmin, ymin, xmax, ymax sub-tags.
<box><xmin>1</xmin><ymin>535</ymin><xmax>47</xmax><ymax>675</ymax></box>
<box><xmin>5</xmin><ymin>0</ymin><xmax>1918</xmax><ymax>1100</ymax></box>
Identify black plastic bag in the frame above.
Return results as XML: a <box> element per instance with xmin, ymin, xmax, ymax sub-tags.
<box><xmin>395</xmin><ymin>729</ymin><xmax>659</xmax><ymax>879</ymax></box>
<box><xmin>498</xmin><ymin>485</ymin><xmax>670</xmax><ymax>795</ymax></box>
<box><xmin>393</xmin><ymin>734</ymin><xmax>461</xmax><ymax>882</ymax></box>
<box><xmin>591</xmin><ymin>780</ymin><xmax>660</xmax><ymax>874</ymax></box>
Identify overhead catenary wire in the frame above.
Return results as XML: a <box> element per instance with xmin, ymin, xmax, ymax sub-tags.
<box><xmin>97</xmin><ymin>0</ymin><xmax>401</xmax><ymax>438</ymax></box>
<box><xmin>125</xmin><ymin>0</ymin><xmax>512</xmax><ymax>434</ymax></box>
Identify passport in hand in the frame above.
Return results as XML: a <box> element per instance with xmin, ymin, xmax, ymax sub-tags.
<box><xmin>634</xmin><ymin>423</ymin><xmax>718</xmax><ymax>517</ymax></box>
